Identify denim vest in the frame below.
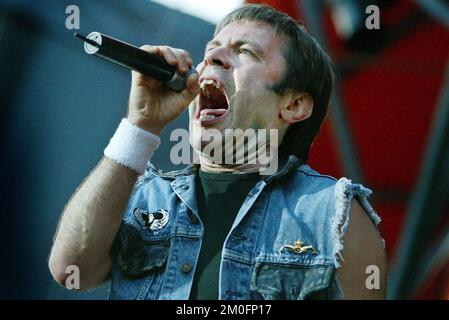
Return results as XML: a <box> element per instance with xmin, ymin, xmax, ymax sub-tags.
<box><xmin>108</xmin><ymin>156</ymin><xmax>381</xmax><ymax>300</ymax></box>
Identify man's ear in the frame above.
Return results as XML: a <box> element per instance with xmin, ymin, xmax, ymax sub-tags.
<box><xmin>279</xmin><ymin>93</ymin><xmax>313</xmax><ymax>124</ymax></box>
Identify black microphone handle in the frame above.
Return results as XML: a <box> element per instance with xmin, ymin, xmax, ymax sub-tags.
<box><xmin>83</xmin><ymin>32</ymin><xmax>196</xmax><ymax>92</ymax></box>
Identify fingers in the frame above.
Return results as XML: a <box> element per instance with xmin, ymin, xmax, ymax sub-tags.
<box><xmin>140</xmin><ymin>45</ymin><xmax>193</xmax><ymax>75</ymax></box>
<box><xmin>186</xmin><ymin>72</ymin><xmax>200</xmax><ymax>95</ymax></box>
<box><xmin>137</xmin><ymin>45</ymin><xmax>199</xmax><ymax>98</ymax></box>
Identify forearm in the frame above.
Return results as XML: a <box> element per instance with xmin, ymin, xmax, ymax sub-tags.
<box><xmin>49</xmin><ymin>157</ymin><xmax>138</xmax><ymax>289</ymax></box>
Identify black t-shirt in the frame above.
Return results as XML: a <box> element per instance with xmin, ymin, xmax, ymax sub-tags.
<box><xmin>189</xmin><ymin>169</ymin><xmax>261</xmax><ymax>300</ymax></box>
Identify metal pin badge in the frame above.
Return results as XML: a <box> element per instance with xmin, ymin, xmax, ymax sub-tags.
<box><xmin>280</xmin><ymin>240</ymin><xmax>317</xmax><ymax>254</ymax></box>
<box><xmin>133</xmin><ymin>208</ymin><xmax>169</xmax><ymax>231</ymax></box>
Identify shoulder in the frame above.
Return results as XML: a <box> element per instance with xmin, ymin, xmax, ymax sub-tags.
<box><xmin>298</xmin><ymin>166</ymin><xmax>387</xmax><ymax>299</ymax></box>
<box><xmin>288</xmin><ymin>166</ymin><xmax>380</xmax><ymax>223</ymax></box>
<box><xmin>293</xmin><ymin>164</ymin><xmax>338</xmax><ymax>187</ymax></box>
<box><xmin>299</xmin><ymin>164</ymin><xmax>389</xmax><ymax>299</ymax></box>
<box><xmin>279</xmin><ymin>164</ymin><xmax>339</xmax><ymax>199</ymax></box>
<box><xmin>293</xmin><ymin>165</ymin><xmax>382</xmax><ymax>229</ymax></box>
<box><xmin>336</xmin><ymin>198</ymin><xmax>387</xmax><ymax>299</ymax></box>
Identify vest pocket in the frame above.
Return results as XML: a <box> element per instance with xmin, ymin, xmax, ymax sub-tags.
<box><xmin>109</xmin><ymin>223</ymin><xmax>169</xmax><ymax>299</ymax></box>
<box><xmin>113</xmin><ymin>223</ymin><xmax>169</xmax><ymax>277</ymax></box>
<box><xmin>250</xmin><ymin>262</ymin><xmax>337</xmax><ymax>300</ymax></box>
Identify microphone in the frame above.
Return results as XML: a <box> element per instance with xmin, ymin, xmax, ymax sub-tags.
<box><xmin>74</xmin><ymin>31</ymin><xmax>197</xmax><ymax>92</ymax></box>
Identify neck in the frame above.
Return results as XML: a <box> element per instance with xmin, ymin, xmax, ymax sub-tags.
<box><xmin>199</xmin><ymin>157</ymin><xmax>268</xmax><ymax>174</ymax></box>
<box><xmin>197</xmin><ymin>142</ymin><xmax>279</xmax><ymax>174</ymax></box>
<box><xmin>191</xmin><ymin>125</ymin><xmax>280</xmax><ymax>175</ymax></box>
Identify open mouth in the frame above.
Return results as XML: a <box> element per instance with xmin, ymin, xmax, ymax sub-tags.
<box><xmin>197</xmin><ymin>78</ymin><xmax>230</xmax><ymax>124</ymax></box>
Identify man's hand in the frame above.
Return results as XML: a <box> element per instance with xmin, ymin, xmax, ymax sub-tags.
<box><xmin>127</xmin><ymin>45</ymin><xmax>200</xmax><ymax>135</ymax></box>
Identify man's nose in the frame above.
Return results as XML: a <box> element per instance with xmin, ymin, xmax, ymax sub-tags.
<box><xmin>204</xmin><ymin>47</ymin><xmax>231</xmax><ymax>69</ymax></box>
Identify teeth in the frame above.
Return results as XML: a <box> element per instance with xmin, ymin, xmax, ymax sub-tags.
<box><xmin>199</xmin><ymin>114</ymin><xmax>216</xmax><ymax>121</ymax></box>
<box><xmin>199</xmin><ymin>79</ymin><xmax>222</xmax><ymax>91</ymax></box>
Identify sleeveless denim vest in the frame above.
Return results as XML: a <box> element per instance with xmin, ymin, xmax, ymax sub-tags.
<box><xmin>108</xmin><ymin>156</ymin><xmax>382</xmax><ymax>300</ymax></box>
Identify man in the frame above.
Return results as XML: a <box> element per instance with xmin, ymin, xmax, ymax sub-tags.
<box><xmin>49</xmin><ymin>4</ymin><xmax>386</xmax><ymax>299</ymax></box>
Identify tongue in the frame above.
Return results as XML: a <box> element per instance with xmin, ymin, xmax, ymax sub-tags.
<box><xmin>200</xmin><ymin>109</ymin><xmax>227</xmax><ymax>116</ymax></box>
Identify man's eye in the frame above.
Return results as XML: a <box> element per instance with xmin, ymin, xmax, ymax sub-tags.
<box><xmin>239</xmin><ymin>48</ymin><xmax>252</xmax><ymax>55</ymax></box>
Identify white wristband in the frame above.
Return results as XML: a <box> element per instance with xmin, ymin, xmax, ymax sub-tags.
<box><xmin>104</xmin><ymin>118</ymin><xmax>161</xmax><ymax>174</ymax></box>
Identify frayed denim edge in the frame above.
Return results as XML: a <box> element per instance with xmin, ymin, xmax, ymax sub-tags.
<box><xmin>333</xmin><ymin>178</ymin><xmax>384</xmax><ymax>268</ymax></box>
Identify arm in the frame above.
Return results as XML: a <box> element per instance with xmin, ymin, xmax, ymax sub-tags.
<box><xmin>49</xmin><ymin>45</ymin><xmax>200</xmax><ymax>290</ymax></box>
<box><xmin>336</xmin><ymin>199</ymin><xmax>387</xmax><ymax>299</ymax></box>
<box><xmin>49</xmin><ymin>157</ymin><xmax>138</xmax><ymax>289</ymax></box>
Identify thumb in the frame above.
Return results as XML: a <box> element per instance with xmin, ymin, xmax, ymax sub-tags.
<box><xmin>180</xmin><ymin>71</ymin><xmax>200</xmax><ymax>104</ymax></box>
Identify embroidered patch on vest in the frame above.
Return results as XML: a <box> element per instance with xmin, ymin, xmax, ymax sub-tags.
<box><xmin>280</xmin><ymin>240</ymin><xmax>317</xmax><ymax>254</ymax></box>
<box><xmin>133</xmin><ymin>208</ymin><xmax>169</xmax><ymax>231</ymax></box>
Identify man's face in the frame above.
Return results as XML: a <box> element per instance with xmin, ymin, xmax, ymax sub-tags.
<box><xmin>189</xmin><ymin>21</ymin><xmax>291</xmax><ymax>142</ymax></box>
